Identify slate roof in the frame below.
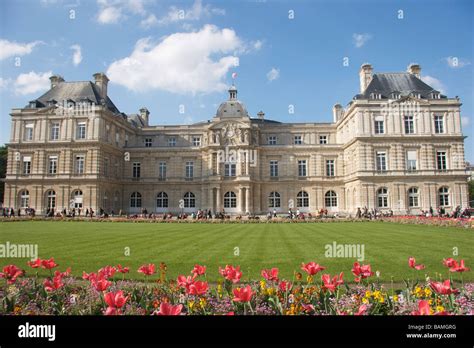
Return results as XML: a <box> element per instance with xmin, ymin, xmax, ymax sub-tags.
<box><xmin>355</xmin><ymin>73</ymin><xmax>446</xmax><ymax>100</ymax></box>
<box><xmin>27</xmin><ymin>81</ymin><xmax>121</xmax><ymax>114</ymax></box>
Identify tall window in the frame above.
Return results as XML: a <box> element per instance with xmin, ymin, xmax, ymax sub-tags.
<box><xmin>156</xmin><ymin>192</ymin><xmax>168</xmax><ymax>208</ymax></box>
<box><xmin>24</xmin><ymin>124</ymin><xmax>34</xmax><ymax>141</ymax></box>
<box><xmin>22</xmin><ymin>156</ymin><xmax>31</xmax><ymax>175</ymax></box>
<box><xmin>224</xmin><ymin>191</ymin><xmax>237</xmax><ymax>208</ymax></box>
<box><xmin>132</xmin><ymin>162</ymin><xmax>141</xmax><ymax>178</ymax></box>
<box><xmin>296</xmin><ymin>191</ymin><xmax>309</xmax><ymax>207</ymax></box>
<box><xmin>145</xmin><ymin>138</ymin><xmax>153</xmax><ymax>147</ymax></box>
<box><xmin>325</xmin><ymin>191</ymin><xmax>337</xmax><ymax>207</ymax></box>
<box><xmin>184</xmin><ymin>192</ymin><xmax>195</xmax><ymax>208</ymax></box>
<box><xmin>46</xmin><ymin>190</ymin><xmax>56</xmax><ymax>209</ymax></box>
<box><xmin>376</xmin><ymin>152</ymin><xmax>387</xmax><ymax>172</ymax></box>
<box><xmin>50</xmin><ymin>123</ymin><xmax>60</xmax><ymax>140</ymax></box>
<box><xmin>326</xmin><ymin>160</ymin><xmax>335</xmax><ymax>177</ymax></box>
<box><xmin>404</xmin><ymin>116</ymin><xmax>415</xmax><ymax>134</ymax></box>
<box><xmin>48</xmin><ymin>156</ymin><xmax>58</xmax><ymax>174</ymax></box>
<box><xmin>408</xmin><ymin>187</ymin><xmax>419</xmax><ymax>207</ymax></box>
<box><xmin>159</xmin><ymin>162</ymin><xmax>166</xmax><ymax>181</ymax></box>
<box><xmin>436</xmin><ymin>151</ymin><xmax>447</xmax><ymax>170</ymax></box>
<box><xmin>76</xmin><ymin>122</ymin><xmax>86</xmax><ymax>139</ymax></box>
<box><xmin>406</xmin><ymin>150</ymin><xmax>417</xmax><ymax>171</ymax></box>
<box><xmin>377</xmin><ymin>187</ymin><xmax>389</xmax><ymax>208</ymax></box>
<box><xmin>103</xmin><ymin>158</ymin><xmax>109</xmax><ymax>176</ymax></box>
<box><xmin>374</xmin><ymin>116</ymin><xmax>384</xmax><ymax>134</ymax></box>
<box><xmin>224</xmin><ymin>163</ymin><xmax>236</xmax><ymax>177</ymax></box>
<box><xmin>438</xmin><ymin>187</ymin><xmax>449</xmax><ymax>206</ymax></box>
<box><xmin>168</xmin><ymin>137</ymin><xmax>176</xmax><ymax>147</ymax></box>
<box><xmin>270</xmin><ymin>160</ymin><xmax>278</xmax><ymax>177</ymax></box>
<box><xmin>192</xmin><ymin>137</ymin><xmax>201</xmax><ymax>146</ymax></box>
<box><xmin>294</xmin><ymin>135</ymin><xmax>302</xmax><ymax>145</ymax></box>
<box><xmin>130</xmin><ymin>192</ymin><xmax>142</xmax><ymax>208</ymax></box>
<box><xmin>185</xmin><ymin>161</ymin><xmax>194</xmax><ymax>180</ymax></box>
<box><xmin>73</xmin><ymin>190</ymin><xmax>83</xmax><ymax>209</ymax></box>
<box><xmin>267</xmin><ymin>136</ymin><xmax>277</xmax><ymax>145</ymax></box>
<box><xmin>20</xmin><ymin>190</ymin><xmax>29</xmax><ymax>208</ymax></box>
<box><xmin>434</xmin><ymin>115</ymin><xmax>444</xmax><ymax>134</ymax></box>
<box><xmin>75</xmin><ymin>155</ymin><xmax>85</xmax><ymax>174</ymax></box>
<box><xmin>268</xmin><ymin>192</ymin><xmax>281</xmax><ymax>208</ymax></box>
<box><xmin>319</xmin><ymin>135</ymin><xmax>328</xmax><ymax>144</ymax></box>
<box><xmin>298</xmin><ymin>160</ymin><xmax>307</xmax><ymax>177</ymax></box>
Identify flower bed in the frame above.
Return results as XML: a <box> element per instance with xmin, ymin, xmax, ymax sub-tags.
<box><xmin>1</xmin><ymin>257</ymin><xmax>472</xmax><ymax>315</ymax></box>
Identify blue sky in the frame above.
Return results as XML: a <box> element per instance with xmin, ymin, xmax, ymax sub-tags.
<box><xmin>0</xmin><ymin>0</ymin><xmax>473</xmax><ymax>160</ymax></box>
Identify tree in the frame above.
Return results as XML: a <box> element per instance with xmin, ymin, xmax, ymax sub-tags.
<box><xmin>0</xmin><ymin>145</ymin><xmax>7</xmax><ymax>204</ymax></box>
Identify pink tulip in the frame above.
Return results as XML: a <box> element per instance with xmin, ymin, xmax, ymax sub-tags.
<box><xmin>449</xmin><ymin>260</ymin><xmax>470</xmax><ymax>273</ymax></box>
<box><xmin>443</xmin><ymin>258</ymin><xmax>457</xmax><ymax>268</ymax></box>
<box><xmin>92</xmin><ymin>277</ymin><xmax>112</xmax><ymax>292</ymax></box>
<box><xmin>233</xmin><ymin>285</ymin><xmax>254</xmax><ymax>303</ymax></box>
<box><xmin>219</xmin><ymin>265</ymin><xmax>242</xmax><ymax>283</ymax></box>
<box><xmin>104</xmin><ymin>290</ymin><xmax>128</xmax><ymax>315</ymax></box>
<box><xmin>155</xmin><ymin>302</ymin><xmax>183</xmax><ymax>316</ymax></box>
<box><xmin>188</xmin><ymin>281</ymin><xmax>209</xmax><ymax>296</ymax></box>
<box><xmin>177</xmin><ymin>274</ymin><xmax>196</xmax><ymax>292</ymax></box>
<box><xmin>408</xmin><ymin>257</ymin><xmax>426</xmax><ymax>270</ymax></box>
<box><xmin>351</xmin><ymin>262</ymin><xmax>374</xmax><ymax>282</ymax></box>
<box><xmin>429</xmin><ymin>280</ymin><xmax>459</xmax><ymax>295</ymax></box>
<box><xmin>138</xmin><ymin>263</ymin><xmax>156</xmax><ymax>276</ymax></box>
<box><xmin>41</xmin><ymin>258</ymin><xmax>58</xmax><ymax>270</ymax></box>
<box><xmin>321</xmin><ymin>272</ymin><xmax>344</xmax><ymax>292</ymax></box>
<box><xmin>261</xmin><ymin>268</ymin><xmax>279</xmax><ymax>282</ymax></box>
<box><xmin>192</xmin><ymin>264</ymin><xmax>206</xmax><ymax>276</ymax></box>
<box><xmin>116</xmin><ymin>264</ymin><xmax>129</xmax><ymax>274</ymax></box>
<box><xmin>0</xmin><ymin>265</ymin><xmax>24</xmax><ymax>284</ymax></box>
<box><xmin>301</xmin><ymin>262</ymin><xmax>325</xmax><ymax>276</ymax></box>
<box><xmin>412</xmin><ymin>300</ymin><xmax>431</xmax><ymax>315</ymax></box>
<box><xmin>301</xmin><ymin>304</ymin><xmax>315</xmax><ymax>313</ymax></box>
<box><xmin>98</xmin><ymin>265</ymin><xmax>116</xmax><ymax>279</ymax></box>
<box><xmin>355</xmin><ymin>304</ymin><xmax>368</xmax><ymax>316</ymax></box>
<box><xmin>27</xmin><ymin>258</ymin><xmax>42</xmax><ymax>269</ymax></box>
<box><xmin>278</xmin><ymin>280</ymin><xmax>292</xmax><ymax>292</ymax></box>
<box><xmin>43</xmin><ymin>274</ymin><xmax>64</xmax><ymax>292</ymax></box>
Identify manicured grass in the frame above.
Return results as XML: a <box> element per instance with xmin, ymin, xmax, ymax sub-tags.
<box><xmin>0</xmin><ymin>221</ymin><xmax>472</xmax><ymax>282</ymax></box>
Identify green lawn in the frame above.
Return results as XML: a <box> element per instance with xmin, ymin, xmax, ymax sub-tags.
<box><xmin>0</xmin><ymin>221</ymin><xmax>472</xmax><ymax>282</ymax></box>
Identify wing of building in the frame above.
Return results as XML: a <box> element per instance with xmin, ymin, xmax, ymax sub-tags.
<box><xmin>3</xmin><ymin>64</ymin><xmax>470</xmax><ymax>215</ymax></box>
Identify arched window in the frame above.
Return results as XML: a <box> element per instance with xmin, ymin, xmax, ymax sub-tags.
<box><xmin>130</xmin><ymin>192</ymin><xmax>142</xmax><ymax>208</ymax></box>
<box><xmin>72</xmin><ymin>189</ymin><xmax>83</xmax><ymax>208</ymax></box>
<box><xmin>46</xmin><ymin>190</ymin><xmax>56</xmax><ymax>209</ymax></box>
<box><xmin>156</xmin><ymin>192</ymin><xmax>168</xmax><ymax>208</ymax></box>
<box><xmin>377</xmin><ymin>187</ymin><xmax>389</xmax><ymax>208</ymax></box>
<box><xmin>20</xmin><ymin>190</ymin><xmax>29</xmax><ymax>208</ymax></box>
<box><xmin>296</xmin><ymin>191</ymin><xmax>309</xmax><ymax>208</ymax></box>
<box><xmin>224</xmin><ymin>191</ymin><xmax>237</xmax><ymax>208</ymax></box>
<box><xmin>438</xmin><ymin>187</ymin><xmax>450</xmax><ymax>207</ymax></box>
<box><xmin>184</xmin><ymin>192</ymin><xmax>195</xmax><ymax>208</ymax></box>
<box><xmin>408</xmin><ymin>187</ymin><xmax>419</xmax><ymax>207</ymax></box>
<box><xmin>268</xmin><ymin>192</ymin><xmax>281</xmax><ymax>208</ymax></box>
<box><xmin>325</xmin><ymin>190</ymin><xmax>338</xmax><ymax>207</ymax></box>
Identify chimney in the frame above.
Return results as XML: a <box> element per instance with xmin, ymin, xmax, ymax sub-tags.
<box><xmin>49</xmin><ymin>75</ymin><xmax>64</xmax><ymax>89</ymax></box>
<box><xmin>359</xmin><ymin>63</ymin><xmax>373</xmax><ymax>93</ymax></box>
<box><xmin>140</xmin><ymin>107</ymin><xmax>150</xmax><ymax>126</ymax></box>
<box><xmin>407</xmin><ymin>63</ymin><xmax>421</xmax><ymax>78</ymax></box>
<box><xmin>93</xmin><ymin>72</ymin><xmax>109</xmax><ymax>100</ymax></box>
<box><xmin>257</xmin><ymin>111</ymin><xmax>265</xmax><ymax>120</ymax></box>
<box><xmin>332</xmin><ymin>104</ymin><xmax>344</xmax><ymax>122</ymax></box>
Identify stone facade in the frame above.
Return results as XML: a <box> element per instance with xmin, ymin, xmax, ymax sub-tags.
<box><xmin>3</xmin><ymin>64</ymin><xmax>470</xmax><ymax>215</ymax></box>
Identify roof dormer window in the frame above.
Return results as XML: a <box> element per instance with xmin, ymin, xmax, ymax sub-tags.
<box><xmin>411</xmin><ymin>92</ymin><xmax>421</xmax><ymax>99</ymax></box>
<box><xmin>431</xmin><ymin>92</ymin><xmax>440</xmax><ymax>99</ymax></box>
<box><xmin>370</xmin><ymin>93</ymin><xmax>382</xmax><ymax>100</ymax></box>
<box><xmin>391</xmin><ymin>92</ymin><xmax>401</xmax><ymax>99</ymax></box>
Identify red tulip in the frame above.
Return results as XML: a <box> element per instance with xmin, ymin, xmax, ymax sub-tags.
<box><xmin>27</xmin><ymin>258</ymin><xmax>42</xmax><ymax>269</ymax></box>
<box><xmin>449</xmin><ymin>260</ymin><xmax>470</xmax><ymax>273</ymax></box>
<box><xmin>116</xmin><ymin>264</ymin><xmax>129</xmax><ymax>274</ymax></box>
<box><xmin>155</xmin><ymin>302</ymin><xmax>183</xmax><ymax>315</ymax></box>
<box><xmin>412</xmin><ymin>300</ymin><xmax>431</xmax><ymax>315</ymax></box>
<box><xmin>0</xmin><ymin>265</ymin><xmax>24</xmax><ymax>284</ymax></box>
<box><xmin>351</xmin><ymin>262</ymin><xmax>374</xmax><ymax>282</ymax></box>
<box><xmin>355</xmin><ymin>304</ymin><xmax>368</xmax><ymax>316</ymax></box>
<box><xmin>138</xmin><ymin>263</ymin><xmax>156</xmax><ymax>276</ymax></box>
<box><xmin>192</xmin><ymin>264</ymin><xmax>206</xmax><ymax>276</ymax></box>
<box><xmin>41</xmin><ymin>258</ymin><xmax>58</xmax><ymax>270</ymax></box>
<box><xmin>408</xmin><ymin>257</ymin><xmax>425</xmax><ymax>270</ymax></box>
<box><xmin>188</xmin><ymin>281</ymin><xmax>209</xmax><ymax>296</ymax></box>
<box><xmin>429</xmin><ymin>280</ymin><xmax>459</xmax><ymax>295</ymax></box>
<box><xmin>43</xmin><ymin>274</ymin><xmax>64</xmax><ymax>292</ymax></box>
<box><xmin>443</xmin><ymin>258</ymin><xmax>457</xmax><ymax>268</ymax></box>
<box><xmin>104</xmin><ymin>290</ymin><xmax>129</xmax><ymax>315</ymax></box>
<box><xmin>233</xmin><ymin>285</ymin><xmax>254</xmax><ymax>303</ymax></box>
<box><xmin>98</xmin><ymin>265</ymin><xmax>116</xmax><ymax>279</ymax></box>
<box><xmin>92</xmin><ymin>277</ymin><xmax>112</xmax><ymax>292</ymax></box>
<box><xmin>219</xmin><ymin>265</ymin><xmax>242</xmax><ymax>283</ymax></box>
<box><xmin>261</xmin><ymin>268</ymin><xmax>279</xmax><ymax>282</ymax></box>
<box><xmin>278</xmin><ymin>280</ymin><xmax>292</xmax><ymax>292</ymax></box>
<box><xmin>301</xmin><ymin>262</ymin><xmax>325</xmax><ymax>276</ymax></box>
<box><xmin>177</xmin><ymin>274</ymin><xmax>196</xmax><ymax>292</ymax></box>
<box><xmin>321</xmin><ymin>272</ymin><xmax>344</xmax><ymax>292</ymax></box>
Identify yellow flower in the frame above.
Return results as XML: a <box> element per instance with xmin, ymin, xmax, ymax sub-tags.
<box><xmin>424</xmin><ymin>288</ymin><xmax>432</xmax><ymax>297</ymax></box>
<box><xmin>306</xmin><ymin>275</ymin><xmax>313</xmax><ymax>283</ymax></box>
<box><xmin>14</xmin><ymin>306</ymin><xmax>22</xmax><ymax>314</ymax></box>
<box><xmin>260</xmin><ymin>280</ymin><xmax>266</xmax><ymax>290</ymax></box>
<box><xmin>436</xmin><ymin>305</ymin><xmax>445</xmax><ymax>313</ymax></box>
<box><xmin>365</xmin><ymin>290</ymin><xmax>371</xmax><ymax>298</ymax></box>
<box><xmin>362</xmin><ymin>298</ymin><xmax>369</xmax><ymax>304</ymax></box>
<box><xmin>393</xmin><ymin>295</ymin><xmax>399</xmax><ymax>302</ymax></box>
<box><xmin>199</xmin><ymin>298</ymin><xmax>206</xmax><ymax>309</ymax></box>
<box><xmin>266</xmin><ymin>288</ymin><xmax>275</xmax><ymax>296</ymax></box>
<box><xmin>188</xmin><ymin>301</ymin><xmax>195</xmax><ymax>310</ymax></box>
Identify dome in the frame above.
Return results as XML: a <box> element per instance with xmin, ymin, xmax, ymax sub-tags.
<box><xmin>216</xmin><ymin>100</ymin><xmax>248</xmax><ymax>118</ymax></box>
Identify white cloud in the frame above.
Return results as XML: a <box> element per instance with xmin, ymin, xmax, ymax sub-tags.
<box><xmin>252</xmin><ymin>40</ymin><xmax>263</xmax><ymax>51</ymax></box>
<box><xmin>97</xmin><ymin>5</ymin><xmax>122</xmax><ymax>24</ymax></box>
<box><xmin>70</xmin><ymin>44</ymin><xmax>82</xmax><ymax>66</ymax></box>
<box><xmin>445</xmin><ymin>56</ymin><xmax>470</xmax><ymax>69</ymax></box>
<box><xmin>14</xmin><ymin>71</ymin><xmax>52</xmax><ymax>96</ymax></box>
<box><xmin>96</xmin><ymin>0</ymin><xmax>151</xmax><ymax>24</ymax></box>
<box><xmin>421</xmin><ymin>75</ymin><xmax>446</xmax><ymax>94</ymax></box>
<box><xmin>158</xmin><ymin>0</ymin><xmax>225</xmax><ymax>26</ymax></box>
<box><xmin>352</xmin><ymin>33</ymin><xmax>372</xmax><ymax>48</ymax></box>
<box><xmin>0</xmin><ymin>77</ymin><xmax>12</xmax><ymax>90</ymax></box>
<box><xmin>461</xmin><ymin>116</ymin><xmax>470</xmax><ymax>127</ymax></box>
<box><xmin>266</xmin><ymin>67</ymin><xmax>280</xmax><ymax>82</ymax></box>
<box><xmin>106</xmin><ymin>25</ymin><xmax>243</xmax><ymax>94</ymax></box>
<box><xmin>140</xmin><ymin>14</ymin><xmax>158</xmax><ymax>29</ymax></box>
<box><xmin>0</xmin><ymin>39</ymin><xmax>43</xmax><ymax>60</ymax></box>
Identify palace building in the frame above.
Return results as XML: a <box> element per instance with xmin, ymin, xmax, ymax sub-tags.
<box><xmin>3</xmin><ymin>64</ymin><xmax>470</xmax><ymax>215</ymax></box>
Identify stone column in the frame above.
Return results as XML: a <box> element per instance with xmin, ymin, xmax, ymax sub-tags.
<box><xmin>238</xmin><ymin>187</ymin><xmax>243</xmax><ymax>213</ymax></box>
<box><xmin>245</xmin><ymin>186</ymin><xmax>250</xmax><ymax>213</ymax></box>
<box><xmin>215</xmin><ymin>187</ymin><xmax>221</xmax><ymax>212</ymax></box>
